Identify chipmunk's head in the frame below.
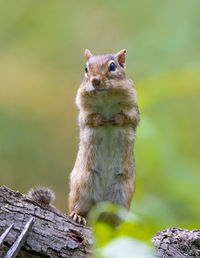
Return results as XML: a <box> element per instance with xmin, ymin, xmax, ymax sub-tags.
<box><xmin>83</xmin><ymin>49</ymin><xmax>126</xmax><ymax>92</ymax></box>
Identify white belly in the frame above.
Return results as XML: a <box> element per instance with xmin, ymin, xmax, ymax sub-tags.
<box><xmin>95</xmin><ymin>125</ymin><xmax>125</xmax><ymax>177</ymax></box>
<box><xmin>84</xmin><ymin>125</ymin><xmax>134</xmax><ymax>200</ymax></box>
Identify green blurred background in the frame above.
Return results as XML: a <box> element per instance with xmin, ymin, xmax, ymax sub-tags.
<box><xmin>0</xmin><ymin>0</ymin><xmax>200</xmax><ymax>236</ymax></box>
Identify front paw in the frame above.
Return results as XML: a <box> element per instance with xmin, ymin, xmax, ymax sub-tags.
<box><xmin>94</xmin><ymin>114</ymin><xmax>107</xmax><ymax>126</ymax></box>
<box><xmin>70</xmin><ymin>211</ymin><xmax>87</xmax><ymax>225</ymax></box>
<box><xmin>87</xmin><ymin>113</ymin><xmax>107</xmax><ymax>127</ymax></box>
<box><xmin>110</xmin><ymin>113</ymin><xmax>125</xmax><ymax>126</ymax></box>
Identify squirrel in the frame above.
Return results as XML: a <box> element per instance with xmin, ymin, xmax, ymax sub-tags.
<box><xmin>69</xmin><ymin>49</ymin><xmax>140</xmax><ymax>225</ymax></box>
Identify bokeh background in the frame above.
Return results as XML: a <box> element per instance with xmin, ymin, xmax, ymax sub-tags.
<box><xmin>0</xmin><ymin>0</ymin><xmax>200</xmax><ymax>238</ymax></box>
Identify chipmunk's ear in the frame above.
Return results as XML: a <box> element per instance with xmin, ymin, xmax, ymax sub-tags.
<box><xmin>85</xmin><ymin>49</ymin><xmax>93</xmax><ymax>60</ymax></box>
<box><xmin>116</xmin><ymin>49</ymin><xmax>126</xmax><ymax>68</ymax></box>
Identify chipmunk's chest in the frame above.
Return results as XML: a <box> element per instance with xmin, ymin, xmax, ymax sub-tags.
<box><xmin>92</xmin><ymin>92</ymin><xmax>122</xmax><ymax>118</ymax></box>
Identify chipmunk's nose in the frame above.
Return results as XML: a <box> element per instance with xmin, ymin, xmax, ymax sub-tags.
<box><xmin>91</xmin><ymin>77</ymin><xmax>100</xmax><ymax>88</ymax></box>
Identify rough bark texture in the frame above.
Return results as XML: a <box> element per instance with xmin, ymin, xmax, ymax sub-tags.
<box><xmin>1</xmin><ymin>186</ymin><xmax>200</xmax><ymax>258</ymax></box>
<box><xmin>152</xmin><ymin>227</ymin><xmax>200</xmax><ymax>257</ymax></box>
<box><xmin>0</xmin><ymin>186</ymin><xmax>93</xmax><ymax>258</ymax></box>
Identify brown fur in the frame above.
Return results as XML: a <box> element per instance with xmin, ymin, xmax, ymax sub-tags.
<box><xmin>85</xmin><ymin>113</ymin><xmax>107</xmax><ymax>127</ymax></box>
<box><xmin>68</xmin><ymin>49</ymin><xmax>140</xmax><ymax>225</ymax></box>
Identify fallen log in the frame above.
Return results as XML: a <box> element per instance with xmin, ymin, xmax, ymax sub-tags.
<box><xmin>0</xmin><ymin>185</ymin><xmax>93</xmax><ymax>257</ymax></box>
<box><xmin>0</xmin><ymin>185</ymin><xmax>200</xmax><ymax>257</ymax></box>
<box><xmin>152</xmin><ymin>227</ymin><xmax>200</xmax><ymax>257</ymax></box>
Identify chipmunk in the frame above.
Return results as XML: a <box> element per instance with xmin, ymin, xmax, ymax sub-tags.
<box><xmin>69</xmin><ymin>49</ymin><xmax>140</xmax><ymax>225</ymax></box>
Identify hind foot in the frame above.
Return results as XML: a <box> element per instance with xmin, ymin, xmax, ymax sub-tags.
<box><xmin>70</xmin><ymin>211</ymin><xmax>87</xmax><ymax>225</ymax></box>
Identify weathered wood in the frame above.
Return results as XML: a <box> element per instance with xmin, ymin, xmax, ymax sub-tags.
<box><xmin>0</xmin><ymin>223</ymin><xmax>13</xmax><ymax>248</ymax></box>
<box><xmin>152</xmin><ymin>227</ymin><xmax>200</xmax><ymax>257</ymax></box>
<box><xmin>4</xmin><ymin>217</ymin><xmax>34</xmax><ymax>258</ymax></box>
<box><xmin>0</xmin><ymin>186</ymin><xmax>93</xmax><ymax>258</ymax></box>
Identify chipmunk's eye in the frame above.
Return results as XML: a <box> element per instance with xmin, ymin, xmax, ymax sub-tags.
<box><xmin>109</xmin><ymin>62</ymin><xmax>116</xmax><ymax>71</ymax></box>
<box><xmin>85</xmin><ymin>66</ymin><xmax>88</xmax><ymax>73</ymax></box>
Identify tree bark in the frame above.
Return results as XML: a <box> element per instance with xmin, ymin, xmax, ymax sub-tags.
<box><xmin>0</xmin><ymin>186</ymin><xmax>93</xmax><ymax>258</ymax></box>
<box><xmin>152</xmin><ymin>227</ymin><xmax>200</xmax><ymax>257</ymax></box>
<box><xmin>0</xmin><ymin>186</ymin><xmax>200</xmax><ymax>258</ymax></box>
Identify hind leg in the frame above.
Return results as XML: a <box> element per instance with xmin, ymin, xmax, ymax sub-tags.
<box><xmin>105</xmin><ymin>171</ymin><xmax>135</xmax><ymax>210</ymax></box>
<box><xmin>69</xmin><ymin>187</ymin><xmax>94</xmax><ymax>225</ymax></box>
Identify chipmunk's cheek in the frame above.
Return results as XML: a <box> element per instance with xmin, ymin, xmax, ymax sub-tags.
<box><xmin>105</xmin><ymin>79</ymin><xmax>112</xmax><ymax>88</ymax></box>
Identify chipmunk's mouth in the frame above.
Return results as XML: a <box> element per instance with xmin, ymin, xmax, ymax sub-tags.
<box><xmin>89</xmin><ymin>83</ymin><xmax>109</xmax><ymax>92</ymax></box>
